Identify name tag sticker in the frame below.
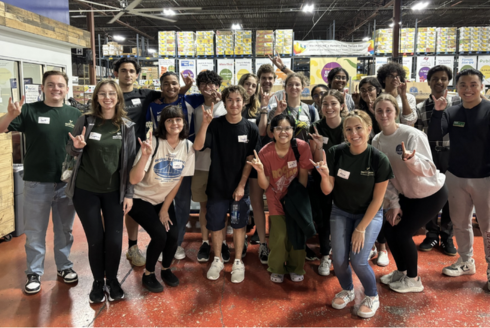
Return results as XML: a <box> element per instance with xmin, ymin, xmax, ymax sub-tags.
<box><xmin>172</xmin><ymin>162</ymin><xmax>182</xmax><ymax>169</ymax></box>
<box><xmin>131</xmin><ymin>98</ymin><xmax>141</xmax><ymax>105</ymax></box>
<box><xmin>89</xmin><ymin>132</ymin><xmax>102</xmax><ymax>141</ymax></box>
<box><xmin>299</xmin><ymin>114</ymin><xmax>308</xmax><ymax>121</ymax></box>
<box><xmin>113</xmin><ymin>135</ymin><xmax>122</xmax><ymax>139</ymax></box>
<box><xmin>323</xmin><ymin>137</ymin><xmax>329</xmax><ymax>145</ymax></box>
<box><xmin>248</xmin><ymin>118</ymin><xmax>256</xmax><ymax>123</ymax></box>
<box><xmin>337</xmin><ymin>169</ymin><xmax>350</xmax><ymax>179</ymax></box>
<box><xmin>38</xmin><ymin>117</ymin><xmax>50</xmax><ymax>124</ymax></box>
<box><xmin>453</xmin><ymin>121</ymin><xmax>465</xmax><ymax>127</ymax></box>
<box><xmin>238</xmin><ymin>135</ymin><xmax>248</xmax><ymax>143</ymax></box>
<box><xmin>287</xmin><ymin>160</ymin><xmax>297</xmax><ymax>169</ymax></box>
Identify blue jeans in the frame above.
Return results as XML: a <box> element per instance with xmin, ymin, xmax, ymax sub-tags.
<box><xmin>330</xmin><ymin>204</ymin><xmax>383</xmax><ymax>297</ymax></box>
<box><xmin>174</xmin><ymin>176</ymin><xmax>192</xmax><ymax>246</ymax></box>
<box><xmin>23</xmin><ymin>181</ymin><xmax>75</xmax><ymax>276</ymax></box>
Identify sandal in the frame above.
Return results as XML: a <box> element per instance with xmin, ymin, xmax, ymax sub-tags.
<box><xmin>289</xmin><ymin>273</ymin><xmax>304</xmax><ymax>282</ymax></box>
<box><xmin>270</xmin><ymin>273</ymin><xmax>284</xmax><ymax>283</ymax></box>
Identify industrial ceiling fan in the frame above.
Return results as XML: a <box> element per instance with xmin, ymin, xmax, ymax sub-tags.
<box><xmin>72</xmin><ymin>0</ymin><xmax>202</xmax><ymax>24</ymax></box>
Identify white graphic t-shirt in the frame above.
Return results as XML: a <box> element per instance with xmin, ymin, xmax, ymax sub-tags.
<box><xmin>133</xmin><ymin>137</ymin><xmax>195</xmax><ymax>205</ymax></box>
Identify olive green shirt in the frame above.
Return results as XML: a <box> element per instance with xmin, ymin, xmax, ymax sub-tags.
<box><xmin>76</xmin><ymin>118</ymin><xmax>122</xmax><ymax>193</ymax></box>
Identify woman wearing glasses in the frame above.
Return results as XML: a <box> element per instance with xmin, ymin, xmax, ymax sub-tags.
<box><xmin>248</xmin><ymin>113</ymin><xmax>314</xmax><ymax>283</ymax></box>
<box><xmin>311</xmin><ymin>84</ymin><xmax>329</xmax><ymax>113</ymax></box>
<box><xmin>327</xmin><ymin>67</ymin><xmax>355</xmax><ymax>111</ymax></box>
<box><xmin>376</xmin><ymin>62</ymin><xmax>418</xmax><ymax>125</ymax></box>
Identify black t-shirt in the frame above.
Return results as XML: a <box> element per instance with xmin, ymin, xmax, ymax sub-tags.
<box><xmin>428</xmin><ymin>100</ymin><xmax>490</xmax><ymax>178</ymax></box>
<box><xmin>203</xmin><ymin>116</ymin><xmax>261</xmax><ymax>200</ymax></box>
<box><xmin>327</xmin><ymin>144</ymin><xmax>394</xmax><ymax>214</ymax></box>
<box><xmin>309</xmin><ymin>118</ymin><xmax>344</xmax><ymax>153</ymax></box>
<box><xmin>123</xmin><ymin>88</ymin><xmax>161</xmax><ymax>142</ymax></box>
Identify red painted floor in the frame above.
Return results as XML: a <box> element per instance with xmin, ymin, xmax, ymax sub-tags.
<box><xmin>0</xmin><ymin>214</ymin><xmax>488</xmax><ymax>327</ymax></box>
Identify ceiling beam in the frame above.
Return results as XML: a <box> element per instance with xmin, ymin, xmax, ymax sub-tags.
<box><xmin>343</xmin><ymin>0</ymin><xmax>394</xmax><ymax>39</ymax></box>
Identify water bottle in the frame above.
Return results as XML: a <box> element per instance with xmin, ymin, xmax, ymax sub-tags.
<box><xmin>231</xmin><ymin>201</ymin><xmax>240</xmax><ymax>225</ymax></box>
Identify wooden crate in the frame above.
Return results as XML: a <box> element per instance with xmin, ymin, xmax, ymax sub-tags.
<box><xmin>0</xmin><ymin>207</ymin><xmax>14</xmax><ymax>237</ymax></box>
<box><xmin>0</xmin><ymin>192</ymin><xmax>13</xmax><ymax>210</ymax></box>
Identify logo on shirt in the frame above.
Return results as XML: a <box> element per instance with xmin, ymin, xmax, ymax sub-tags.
<box><xmin>453</xmin><ymin>121</ymin><xmax>465</xmax><ymax>128</ymax></box>
<box><xmin>396</xmin><ymin>144</ymin><xmax>403</xmax><ymax>155</ymax></box>
<box><xmin>65</xmin><ymin>120</ymin><xmax>74</xmax><ymax>128</ymax></box>
<box><xmin>153</xmin><ymin>153</ymin><xmax>184</xmax><ymax>182</ymax></box>
<box><xmin>360</xmin><ymin>167</ymin><xmax>375</xmax><ymax>177</ymax></box>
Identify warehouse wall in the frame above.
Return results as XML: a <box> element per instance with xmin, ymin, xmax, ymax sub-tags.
<box><xmin>1</xmin><ymin>0</ymin><xmax>69</xmax><ymax>25</ymax></box>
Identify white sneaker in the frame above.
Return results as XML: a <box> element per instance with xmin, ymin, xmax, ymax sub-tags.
<box><xmin>377</xmin><ymin>250</ymin><xmax>389</xmax><ymax>267</ymax></box>
<box><xmin>174</xmin><ymin>246</ymin><xmax>186</xmax><ymax>260</ymax></box>
<box><xmin>380</xmin><ymin>270</ymin><xmax>406</xmax><ymax>285</ymax></box>
<box><xmin>226</xmin><ymin>225</ymin><xmax>233</xmax><ymax>235</ymax></box>
<box><xmin>186</xmin><ymin>221</ymin><xmax>192</xmax><ymax>228</ymax></box>
<box><xmin>332</xmin><ymin>289</ymin><xmax>355</xmax><ymax>309</ymax></box>
<box><xmin>231</xmin><ymin>260</ymin><xmax>245</xmax><ymax>283</ymax></box>
<box><xmin>368</xmin><ymin>245</ymin><xmax>378</xmax><ymax>260</ymax></box>
<box><xmin>442</xmin><ymin>258</ymin><xmax>476</xmax><ymax>276</ymax></box>
<box><xmin>357</xmin><ymin>295</ymin><xmax>380</xmax><ymax>319</ymax></box>
<box><xmin>389</xmin><ymin>276</ymin><xmax>424</xmax><ymax>293</ymax></box>
<box><xmin>318</xmin><ymin>256</ymin><xmax>332</xmax><ymax>276</ymax></box>
<box><xmin>158</xmin><ymin>252</ymin><xmax>163</xmax><ymax>262</ymax></box>
<box><xmin>207</xmin><ymin>257</ymin><xmax>224</xmax><ymax>281</ymax></box>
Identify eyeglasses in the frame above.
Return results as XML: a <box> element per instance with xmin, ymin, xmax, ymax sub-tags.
<box><xmin>360</xmin><ymin>87</ymin><xmax>376</xmax><ymax>94</ymax></box>
<box><xmin>334</xmin><ymin>75</ymin><xmax>347</xmax><ymax>81</ymax></box>
<box><xmin>165</xmin><ymin>118</ymin><xmax>183</xmax><ymax>124</ymax></box>
<box><xmin>273</xmin><ymin>126</ymin><xmax>294</xmax><ymax>132</ymax></box>
<box><xmin>387</xmin><ymin>74</ymin><xmax>400</xmax><ymax>80</ymax></box>
<box><xmin>312</xmin><ymin>91</ymin><xmax>327</xmax><ymax>99</ymax></box>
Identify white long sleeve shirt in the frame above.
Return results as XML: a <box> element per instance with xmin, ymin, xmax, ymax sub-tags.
<box><xmin>396</xmin><ymin>94</ymin><xmax>418</xmax><ymax>126</ymax></box>
<box><xmin>372</xmin><ymin>124</ymin><xmax>445</xmax><ymax>209</ymax></box>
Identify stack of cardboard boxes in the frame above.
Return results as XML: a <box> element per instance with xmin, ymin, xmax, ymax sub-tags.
<box><xmin>196</xmin><ymin>31</ymin><xmax>214</xmax><ymax>56</ymax></box>
<box><xmin>234</xmin><ymin>30</ymin><xmax>252</xmax><ymax>56</ymax></box>
<box><xmin>216</xmin><ymin>30</ymin><xmax>234</xmax><ymax>56</ymax></box>
<box><xmin>437</xmin><ymin>27</ymin><xmax>457</xmax><ymax>53</ymax></box>
<box><xmin>158</xmin><ymin>31</ymin><xmax>176</xmax><ymax>57</ymax></box>
<box><xmin>459</xmin><ymin>27</ymin><xmax>490</xmax><ymax>52</ymax></box>
<box><xmin>400</xmin><ymin>28</ymin><xmax>415</xmax><ymax>53</ymax></box>
<box><xmin>274</xmin><ymin>30</ymin><xmax>293</xmax><ymax>55</ymax></box>
<box><xmin>102</xmin><ymin>42</ymin><xmax>123</xmax><ymax>56</ymax></box>
<box><xmin>375</xmin><ymin>29</ymin><xmax>392</xmax><ymax>54</ymax></box>
<box><xmin>256</xmin><ymin>30</ymin><xmax>274</xmax><ymax>56</ymax></box>
<box><xmin>177</xmin><ymin>31</ymin><xmax>195</xmax><ymax>57</ymax></box>
<box><xmin>416</xmin><ymin>27</ymin><xmax>436</xmax><ymax>53</ymax></box>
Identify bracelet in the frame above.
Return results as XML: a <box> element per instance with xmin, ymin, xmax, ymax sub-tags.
<box><xmin>260</xmin><ymin>109</ymin><xmax>268</xmax><ymax>114</ymax></box>
<box><xmin>355</xmin><ymin>228</ymin><xmax>365</xmax><ymax>234</ymax></box>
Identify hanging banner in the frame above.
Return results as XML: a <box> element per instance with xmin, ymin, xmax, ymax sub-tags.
<box><xmin>477</xmin><ymin>56</ymin><xmax>490</xmax><ymax>85</ymax></box>
<box><xmin>375</xmin><ymin>57</ymin><xmax>389</xmax><ymax>75</ymax></box>
<box><xmin>158</xmin><ymin>59</ymin><xmax>175</xmax><ymax>77</ymax></box>
<box><xmin>458</xmin><ymin>56</ymin><xmax>477</xmax><ymax>72</ymax></box>
<box><xmin>416</xmin><ymin>56</ymin><xmax>435</xmax><ymax>82</ymax></box>
<box><xmin>178</xmin><ymin>59</ymin><xmax>196</xmax><ymax>86</ymax></box>
<box><xmin>309</xmin><ymin>57</ymin><xmax>357</xmax><ymax>85</ymax></box>
<box><xmin>217</xmin><ymin>59</ymin><xmax>235</xmax><ymax>87</ymax></box>
<box><xmin>197</xmin><ymin>59</ymin><xmax>214</xmax><ymax>73</ymax></box>
<box><xmin>293</xmin><ymin>40</ymin><xmax>373</xmax><ymax>56</ymax></box>
<box><xmin>435</xmin><ymin>56</ymin><xmax>455</xmax><ymax>85</ymax></box>
<box><xmin>235</xmin><ymin>59</ymin><xmax>252</xmax><ymax>84</ymax></box>
<box><xmin>402</xmin><ymin>57</ymin><xmax>413</xmax><ymax>81</ymax></box>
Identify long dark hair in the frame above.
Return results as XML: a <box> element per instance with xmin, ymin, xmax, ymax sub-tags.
<box><xmin>358</xmin><ymin>77</ymin><xmax>382</xmax><ymax>135</ymax></box>
<box><xmin>154</xmin><ymin>105</ymin><xmax>189</xmax><ymax>140</ymax></box>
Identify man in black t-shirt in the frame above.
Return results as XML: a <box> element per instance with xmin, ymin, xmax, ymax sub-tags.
<box><xmin>113</xmin><ymin>58</ymin><xmax>192</xmax><ymax>267</ymax></box>
<box><xmin>194</xmin><ymin>85</ymin><xmax>260</xmax><ymax>284</ymax></box>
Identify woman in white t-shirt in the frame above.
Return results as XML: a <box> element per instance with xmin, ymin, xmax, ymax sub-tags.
<box><xmin>128</xmin><ymin>105</ymin><xmax>195</xmax><ymax>293</ymax></box>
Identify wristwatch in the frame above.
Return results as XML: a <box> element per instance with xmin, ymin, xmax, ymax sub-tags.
<box><xmin>280</xmin><ymin>64</ymin><xmax>286</xmax><ymax>71</ymax></box>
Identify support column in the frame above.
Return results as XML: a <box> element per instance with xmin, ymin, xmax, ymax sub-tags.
<box><xmin>86</xmin><ymin>10</ymin><xmax>96</xmax><ymax>84</ymax></box>
<box><xmin>392</xmin><ymin>0</ymin><xmax>401</xmax><ymax>62</ymax></box>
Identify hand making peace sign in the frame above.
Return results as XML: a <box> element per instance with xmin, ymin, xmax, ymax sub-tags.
<box><xmin>68</xmin><ymin>126</ymin><xmax>87</xmax><ymax>149</ymax></box>
<box><xmin>308</xmin><ymin>126</ymin><xmax>323</xmax><ymax>150</ymax></box>
<box><xmin>260</xmin><ymin>88</ymin><xmax>273</xmax><ymax>108</ymax></box>
<box><xmin>309</xmin><ymin>149</ymin><xmax>329</xmax><ymax>178</ymax></box>
<box><xmin>275</xmin><ymin>96</ymin><xmax>288</xmax><ymax>115</ymax></box>
<box><xmin>352</xmin><ymin>84</ymin><xmax>361</xmax><ymax>107</ymax></box>
<box><xmin>247</xmin><ymin>150</ymin><xmax>264</xmax><ymax>173</ymax></box>
<box><xmin>268</xmin><ymin>50</ymin><xmax>284</xmax><ymax>69</ymax></box>
<box><xmin>138</xmin><ymin>137</ymin><xmax>153</xmax><ymax>156</ymax></box>
<box><xmin>401</xmin><ymin>141</ymin><xmax>416</xmax><ymax>161</ymax></box>
<box><xmin>7</xmin><ymin>96</ymin><xmax>25</xmax><ymax>118</ymax></box>
<box><xmin>432</xmin><ymin>90</ymin><xmax>448</xmax><ymax>111</ymax></box>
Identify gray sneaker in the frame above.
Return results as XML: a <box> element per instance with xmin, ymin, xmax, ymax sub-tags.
<box><xmin>389</xmin><ymin>276</ymin><xmax>424</xmax><ymax>293</ymax></box>
<box><xmin>258</xmin><ymin>244</ymin><xmax>269</xmax><ymax>264</ymax></box>
<box><xmin>442</xmin><ymin>258</ymin><xmax>476</xmax><ymax>276</ymax></box>
<box><xmin>380</xmin><ymin>270</ymin><xmax>406</xmax><ymax>285</ymax></box>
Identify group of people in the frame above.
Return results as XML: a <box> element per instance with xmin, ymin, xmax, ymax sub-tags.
<box><xmin>1</xmin><ymin>55</ymin><xmax>489</xmax><ymax>319</ymax></box>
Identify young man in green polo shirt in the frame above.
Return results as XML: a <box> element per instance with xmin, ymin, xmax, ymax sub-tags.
<box><xmin>0</xmin><ymin>71</ymin><xmax>81</xmax><ymax>294</ymax></box>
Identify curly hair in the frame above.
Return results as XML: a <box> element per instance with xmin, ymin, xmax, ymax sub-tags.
<box><xmin>327</xmin><ymin>67</ymin><xmax>349</xmax><ymax>88</ymax></box>
<box><xmin>196</xmin><ymin>70</ymin><xmax>223</xmax><ymax>88</ymax></box>
<box><xmin>113</xmin><ymin>57</ymin><xmax>141</xmax><ymax>74</ymax></box>
<box><xmin>238</xmin><ymin>73</ymin><xmax>261</xmax><ymax>118</ymax></box>
<box><xmin>377</xmin><ymin>62</ymin><xmax>406</xmax><ymax>89</ymax></box>
<box><xmin>88</xmin><ymin>79</ymin><xmax>127</xmax><ymax>131</ymax></box>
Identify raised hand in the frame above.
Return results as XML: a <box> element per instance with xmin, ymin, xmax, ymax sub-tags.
<box><xmin>138</xmin><ymin>137</ymin><xmax>153</xmax><ymax>156</ymax></box>
<box><xmin>247</xmin><ymin>149</ymin><xmax>264</xmax><ymax>173</ymax></box>
<box><xmin>260</xmin><ymin>88</ymin><xmax>273</xmax><ymax>107</ymax></box>
<box><xmin>401</xmin><ymin>141</ymin><xmax>416</xmax><ymax>161</ymax></box>
<box><xmin>308</xmin><ymin>126</ymin><xmax>323</xmax><ymax>150</ymax></box>
<box><xmin>352</xmin><ymin>84</ymin><xmax>361</xmax><ymax>106</ymax></box>
<box><xmin>7</xmin><ymin>96</ymin><xmax>25</xmax><ymax>118</ymax></box>
<box><xmin>309</xmin><ymin>150</ymin><xmax>329</xmax><ymax>177</ymax></box>
<box><xmin>202</xmin><ymin>103</ymin><xmax>213</xmax><ymax>125</ymax></box>
<box><xmin>181</xmin><ymin>72</ymin><xmax>194</xmax><ymax>88</ymax></box>
<box><xmin>432</xmin><ymin>90</ymin><xmax>448</xmax><ymax>111</ymax></box>
<box><xmin>276</xmin><ymin>96</ymin><xmax>288</xmax><ymax>115</ymax></box>
<box><xmin>397</xmin><ymin>82</ymin><xmax>407</xmax><ymax>97</ymax></box>
<box><xmin>268</xmin><ymin>50</ymin><xmax>284</xmax><ymax>69</ymax></box>
<box><xmin>342</xmin><ymin>90</ymin><xmax>348</xmax><ymax>112</ymax></box>
<box><xmin>68</xmin><ymin>126</ymin><xmax>87</xmax><ymax>149</ymax></box>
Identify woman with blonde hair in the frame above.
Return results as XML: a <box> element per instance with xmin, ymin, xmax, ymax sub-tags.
<box><xmin>371</xmin><ymin>94</ymin><xmax>447</xmax><ymax>293</ymax></box>
<box><xmin>66</xmin><ymin>79</ymin><xmax>136</xmax><ymax>303</ymax></box>
<box><xmin>312</xmin><ymin>109</ymin><xmax>393</xmax><ymax>318</ymax></box>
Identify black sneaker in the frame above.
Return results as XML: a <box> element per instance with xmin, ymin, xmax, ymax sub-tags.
<box><xmin>222</xmin><ymin>243</ymin><xmax>231</xmax><ymax>263</ymax></box>
<box><xmin>89</xmin><ymin>280</ymin><xmax>106</xmax><ymax>303</ymax></box>
<box><xmin>142</xmin><ymin>273</ymin><xmax>163</xmax><ymax>293</ymax></box>
<box><xmin>57</xmin><ymin>268</ymin><xmax>78</xmax><ymax>283</ymax></box>
<box><xmin>161</xmin><ymin>269</ymin><xmax>179</xmax><ymax>287</ymax></box>
<box><xmin>197</xmin><ymin>242</ymin><xmax>211</xmax><ymax>262</ymax></box>
<box><xmin>105</xmin><ymin>279</ymin><xmax>125</xmax><ymax>301</ymax></box>
<box><xmin>24</xmin><ymin>274</ymin><xmax>41</xmax><ymax>294</ymax></box>
<box><xmin>305</xmin><ymin>246</ymin><xmax>319</xmax><ymax>261</ymax></box>
<box><xmin>441</xmin><ymin>238</ymin><xmax>457</xmax><ymax>256</ymax></box>
<box><xmin>242</xmin><ymin>238</ymin><xmax>248</xmax><ymax>258</ymax></box>
<box><xmin>250</xmin><ymin>230</ymin><xmax>260</xmax><ymax>245</ymax></box>
<box><xmin>259</xmin><ymin>243</ymin><xmax>269</xmax><ymax>264</ymax></box>
<box><xmin>419</xmin><ymin>237</ymin><xmax>439</xmax><ymax>252</ymax></box>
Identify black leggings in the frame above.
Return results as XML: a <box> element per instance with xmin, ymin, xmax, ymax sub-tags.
<box><xmin>383</xmin><ymin>184</ymin><xmax>448</xmax><ymax>278</ymax></box>
<box><xmin>128</xmin><ymin>198</ymin><xmax>178</xmax><ymax>272</ymax></box>
<box><xmin>73</xmin><ymin>187</ymin><xmax>124</xmax><ymax>281</ymax></box>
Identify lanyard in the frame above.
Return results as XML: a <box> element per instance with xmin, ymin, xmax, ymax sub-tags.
<box><xmin>286</xmin><ymin>105</ymin><xmax>302</xmax><ymax>123</ymax></box>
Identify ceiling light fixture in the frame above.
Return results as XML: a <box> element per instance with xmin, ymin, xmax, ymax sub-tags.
<box><xmin>149</xmin><ymin>49</ymin><xmax>156</xmax><ymax>53</ymax></box>
<box><xmin>163</xmin><ymin>8</ymin><xmax>176</xmax><ymax>16</ymax></box>
<box><xmin>113</xmin><ymin>35</ymin><xmax>125</xmax><ymax>41</ymax></box>
<box><xmin>303</xmin><ymin>4</ymin><xmax>314</xmax><ymax>13</ymax></box>
<box><xmin>231</xmin><ymin>23</ymin><xmax>241</xmax><ymax>30</ymax></box>
<box><xmin>412</xmin><ymin>1</ymin><xmax>430</xmax><ymax>10</ymax></box>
